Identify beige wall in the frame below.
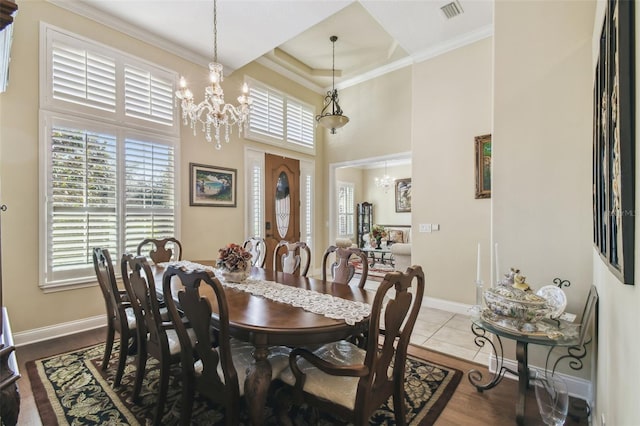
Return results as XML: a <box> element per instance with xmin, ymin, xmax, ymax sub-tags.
<box><xmin>363</xmin><ymin>164</ymin><xmax>412</xmax><ymax>226</ymax></box>
<box><xmin>411</xmin><ymin>37</ymin><xmax>493</xmax><ymax>302</ymax></box>
<box><xmin>0</xmin><ymin>2</ymin><xmax>323</xmax><ymax>332</ymax></box>
<box><xmin>323</xmin><ymin>67</ymin><xmax>412</xmax><ymax>165</ymax></box>
<box><xmin>591</xmin><ymin>1</ymin><xmax>640</xmax><ymax>424</ymax></box>
<box><xmin>493</xmin><ymin>0</ymin><xmax>594</xmax><ymax>377</ymax></box>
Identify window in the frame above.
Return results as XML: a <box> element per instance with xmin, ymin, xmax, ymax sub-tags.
<box><xmin>337</xmin><ymin>182</ymin><xmax>355</xmax><ymax>238</ymax></box>
<box><xmin>40</xmin><ymin>25</ymin><xmax>178</xmax><ymax>291</ymax></box>
<box><xmin>245</xmin><ymin>78</ymin><xmax>315</xmax><ymax>154</ymax></box>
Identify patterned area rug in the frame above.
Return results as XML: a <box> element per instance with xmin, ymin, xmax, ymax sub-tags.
<box><xmin>351</xmin><ymin>257</ymin><xmax>396</xmax><ymax>281</ymax></box>
<box><xmin>27</xmin><ymin>341</ymin><xmax>462</xmax><ymax>425</ymax></box>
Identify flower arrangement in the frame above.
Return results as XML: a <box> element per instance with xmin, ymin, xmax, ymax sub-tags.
<box><xmin>370</xmin><ymin>225</ymin><xmax>388</xmax><ymax>240</ymax></box>
<box><xmin>216</xmin><ymin>243</ymin><xmax>252</xmax><ymax>272</ymax></box>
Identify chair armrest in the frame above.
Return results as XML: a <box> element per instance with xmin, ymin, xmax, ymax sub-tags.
<box><xmin>289</xmin><ymin>348</ymin><xmax>369</xmax><ymax>378</ymax></box>
<box><xmin>289</xmin><ymin>347</ymin><xmax>369</xmax><ymax>403</ymax></box>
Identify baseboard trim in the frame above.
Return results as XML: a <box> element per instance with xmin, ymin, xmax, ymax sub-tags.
<box><xmin>487</xmin><ymin>354</ymin><xmax>593</xmax><ymax>403</ymax></box>
<box><xmin>423</xmin><ymin>296</ymin><xmax>473</xmax><ymax>316</ymax></box>
<box><xmin>13</xmin><ymin>315</ymin><xmax>106</xmax><ymax>347</ymax></box>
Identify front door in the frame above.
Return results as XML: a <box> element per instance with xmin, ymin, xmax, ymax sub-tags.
<box><xmin>264</xmin><ymin>154</ymin><xmax>300</xmax><ymax>269</ymax></box>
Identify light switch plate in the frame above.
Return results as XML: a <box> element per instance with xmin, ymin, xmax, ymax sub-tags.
<box><xmin>419</xmin><ymin>224</ymin><xmax>432</xmax><ymax>232</ymax></box>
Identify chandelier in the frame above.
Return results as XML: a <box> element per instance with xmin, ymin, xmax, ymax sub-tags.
<box><xmin>316</xmin><ymin>36</ymin><xmax>349</xmax><ymax>134</ymax></box>
<box><xmin>375</xmin><ymin>162</ymin><xmax>394</xmax><ymax>193</ymax></box>
<box><xmin>175</xmin><ymin>0</ymin><xmax>252</xmax><ymax>150</ymax></box>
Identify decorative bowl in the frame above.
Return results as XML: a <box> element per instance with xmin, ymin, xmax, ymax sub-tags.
<box><xmin>484</xmin><ymin>285</ymin><xmax>550</xmax><ymax>323</ymax></box>
<box><xmin>219</xmin><ymin>268</ymin><xmax>250</xmax><ymax>283</ymax></box>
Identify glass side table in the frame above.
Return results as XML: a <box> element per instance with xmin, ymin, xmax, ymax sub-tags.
<box><xmin>361</xmin><ymin>247</ymin><xmax>393</xmax><ymax>267</ymax></box>
<box><xmin>468</xmin><ymin>309</ymin><xmax>588</xmax><ymax>425</ymax></box>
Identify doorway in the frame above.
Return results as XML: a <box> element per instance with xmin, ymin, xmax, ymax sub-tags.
<box><xmin>329</xmin><ymin>152</ymin><xmax>412</xmax><ymax>246</ymax></box>
<box><xmin>264</xmin><ymin>154</ymin><xmax>300</xmax><ymax>269</ymax></box>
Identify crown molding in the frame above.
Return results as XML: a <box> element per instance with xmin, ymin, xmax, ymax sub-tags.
<box><xmin>46</xmin><ymin>0</ymin><xmax>212</xmax><ymax>69</ymax></box>
<box><xmin>255</xmin><ymin>56</ymin><xmax>325</xmax><ymax>94</ymax></box>
<box><xmin>412</xmin><ymin>24</ymin><xmax>493</xmax><ymax>64</ymax></box>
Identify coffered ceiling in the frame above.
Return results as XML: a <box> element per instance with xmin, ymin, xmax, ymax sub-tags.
<box><xmin>51</xmin><ymin>0</ymin><xmax>493</xmax><ymax>92</ymax></box>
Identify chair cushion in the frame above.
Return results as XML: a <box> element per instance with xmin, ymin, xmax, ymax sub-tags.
<box><xmin>194</xmin><ymin>340</ymin><xmax>291</xmax><ymax>396</ymax></box>
<box><xmin>166</xmin><ymin>328</ymin><xmax>196</xmax><ymax>356</ymax></box>
<box><xmin>124</xmin><ymin>307</ymin><xmax>137</xmax><ymax>329</ymax></box>
<box><xmin>279</xmin><ymin>340</ymin><xmax>365</xmax><ymax>411</ymax></box>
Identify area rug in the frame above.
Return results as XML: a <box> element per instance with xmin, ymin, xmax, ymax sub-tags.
<box><xmin>27</xmin><ymin>341</ymin><xmax>462</xmax><ymax>425</ymax></box>
<box><xmin>351</xmin><ymin>257</ymin><xmax>396</xmax><ymax>281</ymax></box>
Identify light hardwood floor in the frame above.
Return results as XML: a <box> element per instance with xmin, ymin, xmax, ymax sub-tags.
<box><xmin>13</xmin><ymin>326</ymin><xmax>589</xmax><ymax>426</ymax></box>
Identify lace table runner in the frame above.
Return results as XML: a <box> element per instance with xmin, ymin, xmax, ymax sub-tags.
<box><xmin>159</xmin><ymin>260</ymin><xmax>371</xmax><ymax>325</ymax></box>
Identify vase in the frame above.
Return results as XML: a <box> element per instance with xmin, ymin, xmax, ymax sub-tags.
<box><xmin>220</xmin><ymin>265</ymin><xmax>251</xmax><ymax>283</ymax></box>
<box><xmin>375</xmin><ymin>237</ymin><xmax>382</xmax><ymax>249</ymax></box>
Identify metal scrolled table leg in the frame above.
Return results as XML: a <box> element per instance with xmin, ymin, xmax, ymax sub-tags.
<box><xmin>467</xmin><ymin>323</ymin><xmax>517</xmax><ymax>391</ymax></box>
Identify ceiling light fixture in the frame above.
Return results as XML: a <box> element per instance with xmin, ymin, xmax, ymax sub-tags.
<box><xmin>316</xmin><ymin>35</ymin><xmax>349</xmax><ymax>134</ymax></box>
<box><xmin>175</xmin><ymin>0</ymin><xmax>252</xmax><ymax>150</ymax></box>
<box><xmin>375</xmin><ymin>162</ymin><xmax>394</xmax><ymax>193</ymax></box>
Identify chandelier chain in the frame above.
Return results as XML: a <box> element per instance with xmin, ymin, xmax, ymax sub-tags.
<box><xmin>213</xmin><ymin>0</ymin><xmax>217</xmax><ymax>63</ymax></box>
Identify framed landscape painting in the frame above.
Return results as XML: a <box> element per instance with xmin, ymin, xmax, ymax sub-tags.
<box><xmin>475</xmin><ymin>134</ymin><xmax>491</xmax><ymax>199</ymax></box>
<box><xmin>190</xmin><ymin>163</ymin><xmax>237</xmax><ymax>207</ymax></box>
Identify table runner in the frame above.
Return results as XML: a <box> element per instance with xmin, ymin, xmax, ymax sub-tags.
<box><xmin>160</xmin><ymin>261</ymin><xmax>371</xmax><ymax>325</ymax></box>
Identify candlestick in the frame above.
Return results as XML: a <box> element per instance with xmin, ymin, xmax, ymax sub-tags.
<box><xmin>476</xmin><ymin>243</ymin><xmax>481</xmax><ymax>282</ymax></box>
<box><xmin>494</xmin><ymin>242</ymin><xmax>500</xmax><ymax>284</ymax></box>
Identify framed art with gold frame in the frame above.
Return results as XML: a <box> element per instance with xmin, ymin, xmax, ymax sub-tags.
<box><xmin>475</xmin><ymin>134</ymin><xmax>491</xmax><ymax>199</ymax></box>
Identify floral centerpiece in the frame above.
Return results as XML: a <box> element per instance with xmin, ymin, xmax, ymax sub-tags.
<box><xmin>216</xmin><ymin>243</ymin><xmax>253</xmax><ymax>282</ymax></box>
<box><xmin>370</xmin><ymin>225</ymin><xmax>388</xmax><ymax>249</ymax></box>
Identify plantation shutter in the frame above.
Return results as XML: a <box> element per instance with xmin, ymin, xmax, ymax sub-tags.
<box><xmin>124</xmin><ymin>139</ymin><xmax>176</xmax><ymax>254</ymax></box>
<box><xmin>286</xmin><ymin>100</ymin><xmax>314</xmax><ymax>149</ymax></box>
<box><xmin>249</xmin><ymin>84</ymin><xmax>284</xmax><ymax>140</ymax></box>
<box><xmin>124</xmin><ymin>66</ymin><xmax>174</xmax><ymax>126</ymax></box>
<box><xmin>338</xmin><ymin>183</ymin><xmax>354</xmax><ymax>237</ymax></box>
<box><xmin>51</xmin><ymin>42</ymin><xmax>116</xmax><ymax>112</ymax></box>
<box><xmin>47</xmin><ymin>125</ymin><xmax>118</xmax><ymax>284</ymax></box>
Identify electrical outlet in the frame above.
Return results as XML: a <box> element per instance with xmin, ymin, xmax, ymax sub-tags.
<box><xmin>432</xmin><ymin>224</ymin><xmax>440</xmax><ymax>231</ymax></box>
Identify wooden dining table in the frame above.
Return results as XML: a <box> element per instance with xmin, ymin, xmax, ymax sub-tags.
<box><xmin>153</xmin><ymin>261</ymin><xmax>375</xmax><ymax>426</ymax></box>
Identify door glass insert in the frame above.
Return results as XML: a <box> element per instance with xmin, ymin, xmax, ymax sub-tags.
<box><xmin>275</xmin><ymin>171</ymin><xmax>291</xmax><ymax>238</ymax></box>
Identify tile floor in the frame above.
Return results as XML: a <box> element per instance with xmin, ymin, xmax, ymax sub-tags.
<box><xmin>410</xmin><ymin>306</ymin><xmax>492</xmax><ymax>365</ymax></box>
<box><xmin>360</xmin><ymin>278</ymin><xmax>491</xmax><ymax>365</ymax></box>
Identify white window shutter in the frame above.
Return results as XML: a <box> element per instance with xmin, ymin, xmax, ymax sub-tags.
<box><xmin>48</xmin><ymin>125</ymin><xmax>118</xmax><ymax>282</ymax></box>
<box><xmin>124</xmin><ymin>139</ymin><xmax>176</xmax><ymax>254</ymax></box>
<box><xmin>52</xmin><ymin>42</ymin><xmax>116</xmax><ymax>112</ymax></box>
<box><xmin>124</xmin><ymin>66</ymin><xmax>174</xmax><ymax>126</ymax></box>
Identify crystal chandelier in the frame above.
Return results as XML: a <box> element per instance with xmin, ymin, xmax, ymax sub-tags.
<box><xmin>375</xmin><ymin>162</ymin><xmax>394</xmax><ymax>193</ymax></box>
<box><xmin>175</xmin><ymin>0</ymin><xmax>252</xmax><ymax>150</ymax></box>
<box><xmin>316</xmin><ymin>36</ymin><xmax>349</xmax><ymax>134</ymax></box>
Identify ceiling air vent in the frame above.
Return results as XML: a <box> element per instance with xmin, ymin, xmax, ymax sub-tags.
<box><xmin>441</xmin><ymin>0</ymin><xmax>464</xmax><ymax>19</ymax></box>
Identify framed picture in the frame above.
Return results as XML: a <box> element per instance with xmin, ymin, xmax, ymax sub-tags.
<box><xmin>395</xmin><ymin>178</ymin><xmax>411</xmax><ymax>213</ymax></box>
<box><xmin>474</xmin><ymin>134</ymin><xmax>492</xmax><ymax>199</ymax></box>
<box><xmin>592</xmin><ymin>0</ymin><xmax>634</xmax><ymax>285</ymax></box>
<box><xmin>189</xmin><ymin>163</ymin><xmax>237</xmax><ymax>207</ymax></box>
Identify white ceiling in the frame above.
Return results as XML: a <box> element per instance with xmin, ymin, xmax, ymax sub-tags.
<box><xmin>52</xmin><ymin>0</ymin><xmax>493</xmax><ymax>92</ymax></box>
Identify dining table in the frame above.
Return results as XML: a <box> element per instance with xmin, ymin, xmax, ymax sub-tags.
<box><xmin>153</xmin><ymin>261</ymin><xmax>375</xmax><ymax>426</ymax></box>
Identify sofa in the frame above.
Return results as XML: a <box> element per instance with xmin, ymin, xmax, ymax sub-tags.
<box><xmin>380</xmin><ymin>225</ymin><xmax>412</xmax><ymax>272</ymax></box>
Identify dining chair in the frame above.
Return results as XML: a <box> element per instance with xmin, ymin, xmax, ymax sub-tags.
<box><xmin>162</xmin><ymin>266</ymin><xmax>290</xmax><ymax>426</ymax></box>
<box><xmin>243</xmin><ymin>236</ymin><xmax>267</xmax><ymax>268</ymax></box>
<box><xmin>274</xmin><ymin>240</ymin><xmax>311</xmax><ymax>277</ymax></box>
<box><xmin>92</xmin><ymin>247</ymin><xmax>137</xmax><ymax>387</ymax></box>
<box><xmin>280</xmin><ymin>265</ymin><xmax>425</xmax><ymax>425</ymax></box>
<box><xmin>136</xmin><ymin>237</ymin><xmax>182</xmax><ymax>264</ymax></box>
<box><xmin>322</xmin><ymin>245</ymin><xmax>369</xmax><ymax>288</ymax></box>
<box><xmin>121</xmin><ymin>253</ymin><xmax>195</xmax><ymax>426</ymax></box>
